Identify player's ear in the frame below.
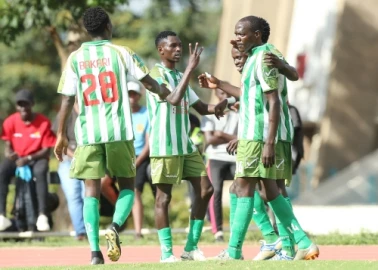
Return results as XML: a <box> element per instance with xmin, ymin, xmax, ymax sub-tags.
<box><xmin>157</xmin><ymin>44</ymin><xmax>164</xmax><ymax>55</ymax></box>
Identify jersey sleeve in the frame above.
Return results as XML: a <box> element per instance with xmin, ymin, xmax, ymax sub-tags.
<box><xmin>200</xmin><ymin>115</ymin><xmax>215</xmax><ymax>132</ymax></box>
<box><xmin>123</xmin><ymin>47</ymin><xmax>149</xmax><ymax>80</ymax></box>
<box><xmin>57</xmin><ymin>54</ymin><xmax>78</xmax><ymax>96</ymax></box>
<box><xmin>148</xmin><ymin>66</ymin><xmax>173</xmax><ymax>101</ymax></box>
<box><xmin>188</xmin><ymin>86</ymin><xmax>200</xmax><ymax>106</ymax></box>
<box><xmin>1</xmin><ymin>117</ymin><xmax>13</xmax><ymax>141</ymax></box>
<box><xmin>256</xmin><ymin>51</ymin><xmax>279</xmax><ymax>92</ymax></box>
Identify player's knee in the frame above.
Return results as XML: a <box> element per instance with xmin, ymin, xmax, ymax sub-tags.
<box><xmin>201</xmin><ymin>184</ymin><xmax>214</xmax><ymax>201</ymax></box>
<box><xmin>155</xmin><ymin>192</ymin><xmax>171</xmax><ymax>208</ymax></box>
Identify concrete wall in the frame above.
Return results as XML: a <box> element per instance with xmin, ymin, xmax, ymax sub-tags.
<box><xmin>313</xmin><ymin>0</ymin><xmax>378</xmax><ymax>185</ymax></box>
<box><xmin>211</xmin><ymin>0</ymin><xmax>295</xmax><ymax>102</ymax></box>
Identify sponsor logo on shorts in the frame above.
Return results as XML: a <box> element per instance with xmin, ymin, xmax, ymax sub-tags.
<box><xmin>163</xmin><ymin>174</ymin><xmax>178</xmax><ymax>178</ymax></box>
<box><xmin>151</xmin><ymin>163</ymin><xmax>162</xmax><ymax>175</ymax></box>
<box><xmin>245</xmin><ymin>157</ymin><xmax>259</xmax><ymax>169</ymax></box>
<box><xmin>275</xmin><ymin>158</ymin><xmax>284</xmax><ymax>170</ymax></box>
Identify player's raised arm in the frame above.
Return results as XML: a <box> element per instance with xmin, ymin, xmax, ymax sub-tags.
<box><xmin>164</xmin><ymin>42</ymin><xmax>203</xmax><ymax>106</ymax></box>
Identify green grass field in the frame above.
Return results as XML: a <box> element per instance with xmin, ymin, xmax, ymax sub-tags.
<box><xmin>1</xmin><ymin>231</ymin><xmax>378</xmax><ymax>247</ymax></box>
<box><xmin>9</xmin><ymin>261</ymin><xmax>378</xmax><ymax>270</ymax></box>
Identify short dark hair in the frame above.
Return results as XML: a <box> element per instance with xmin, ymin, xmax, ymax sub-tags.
<box><xmin>155</xmin><ymin>31</ymin><xmax>177</xmax><ymax>48</ymax></box>
<box><xmin>83</xmin><ymin>7</ymin><xmax>110</xmax><ymax>36</ymax></box>
<box><xmin>239</xmin><ymin>16</ymin><xmax>270</xmax><ymax>43</ymax></box>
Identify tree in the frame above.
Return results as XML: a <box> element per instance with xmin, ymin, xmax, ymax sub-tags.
<box><xmin>0</xmin><ymin>0</ymin><xmax>129</xmax><ymax>69</ymax></box>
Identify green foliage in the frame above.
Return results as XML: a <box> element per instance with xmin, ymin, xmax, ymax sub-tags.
<box><xmin>0</xmin><ymin>0</ymin><xmax>129</xmax><ymax>45</ymax></box>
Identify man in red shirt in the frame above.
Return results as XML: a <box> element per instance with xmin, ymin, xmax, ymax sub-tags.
<box><xmin>0</xmin><ymin>89</ymin><xmax>56</xmax><ymax>231</ymax></box>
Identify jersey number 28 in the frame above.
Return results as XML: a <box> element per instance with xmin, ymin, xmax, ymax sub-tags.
<box><xmin>81</xmin><ymin>71</ymin><xmax>119</xmax><ymax>106</ymax></box>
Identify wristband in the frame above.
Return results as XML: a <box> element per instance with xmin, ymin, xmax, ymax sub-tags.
<box><xmin>226</xmin><ymin>97</ymin><xmax>236</xmax><ymax>105</ymax></box>
<box><xmin>27</xmin><ymin>155</ymin><xmax>32</xmax><ymax>161</ymax></box>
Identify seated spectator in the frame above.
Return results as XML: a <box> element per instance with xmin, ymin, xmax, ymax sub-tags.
<box><xmin>128</xmin><ymin>80</ymin><xmax>156</xmax><ymax>239</ymax></box>
<box><xmin>53</xmin><ymin>102</ymin><xmax>86</xmax><ymax>240</ymax></box>
<box><xmin>201</xmin><ymin>88</ymin><xmax>238</xmax><ymax>242</ymax></box>
<box><xmin>0</xmin><ymin>89</ymin><xmax>56</xmax><ymax>231</ymax></box>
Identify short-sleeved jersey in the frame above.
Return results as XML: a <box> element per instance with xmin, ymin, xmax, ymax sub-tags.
<box><xmin>57</xmin><ymin>40</ymin><xmax>149</xmax><ymax>146</ymax></box>
<box><xmin>239</xmin><ymin>43</ymin><xmax>293</xmax><ymax>142</ymax></box>
<box><xmin>147</xmin><ymin>63</ymin><xmax>199</xmax><ymax>157</ymax></box>
<box><xmin>1</xmin><ymin>113</ymin><xmax>56</xmax><ymax>156</ymax></box>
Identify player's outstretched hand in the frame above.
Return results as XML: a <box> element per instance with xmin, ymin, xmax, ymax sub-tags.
<box><xmin>187</xmin><ymin>42</ymin><xmax>204</xmax><ymax>71</ymax></box>
<box><xmin>214</xmin><ymin>99</ymin><xmax>227</xmax><ymax>120</ymax></box>
<box><xmin>54</xmin><ymin>135</ymin><xmax>69</xmax><ymax>162</ymax></box>
<box><xmin>262</xmin><ymin>143</ymin><xmax>275</xmax><ymax>168</ymax></box>
<box><xmin>198</xmin><ymin>72</ymin><xmax>220</xmax><ymax>89</ymax></box>
<box><xmin>227</xmin><ymin>139</ymin><xmax>238</xmax><ymax>155</ymax></box>
<box><xmin>264</xmin><ymin>52</ymin><xmax>285</xmax><ymax>70</ymax></box>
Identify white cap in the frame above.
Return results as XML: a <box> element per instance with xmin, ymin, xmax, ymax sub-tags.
<box><xmin>127</xmin><ymin>80</ymin><xmax>142</xmax><ymax>94</ymax></box>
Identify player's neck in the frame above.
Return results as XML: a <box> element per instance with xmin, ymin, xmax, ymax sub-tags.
<box><xmin>91</xmin><ymin>36</ymin><xmax>109</xmax><ymax>41</ymax></box>
<box><xmin>161</xmin><ymin>59</ymin><xmax>175</xmax><ymax>70</ymax></box>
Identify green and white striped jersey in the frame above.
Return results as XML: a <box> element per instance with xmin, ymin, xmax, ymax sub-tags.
<box><xmin>147</xmin><ymin>63</ymin><xmax>199</xmax><ymax>157</ymax></box>
<box><xmin>57</xmin><ymin>40</ymin><xmax>149</xmax><ymax>146</ymax></box>
<box><xmin>239</xmin><ymin>43</ymin><xmax>293</xmax><ymax>142</ymax></box>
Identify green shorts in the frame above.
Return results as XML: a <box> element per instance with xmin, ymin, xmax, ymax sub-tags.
<box><xmin>235</xmin><ymin>140</ymin><xmax>292</xmax><ymax>183</ymax></box>
<box><xmin>150</xmin><ymin>151</ymin><xmax>207</xmax><ymax>185</ymax></box>
<box><xmin>70</xmin><ymin>141</ymin><xmax>136</xmax><ymax>180</ymax></box>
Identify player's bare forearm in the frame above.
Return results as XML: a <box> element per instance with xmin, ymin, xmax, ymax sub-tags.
<box><xmin>165</xmin><ymin>68</ymin><xmax>193</xmax><ymax>106</ymax></box>
<box><xmin>140</xmin><ymin>75</ymin><xmax>161</xmax><ymax>94</ymax></box>
<box><xmin>265</xmin><ymin>90</ymin><xmax>280</xmax><ymax>145</ymax></box>
<box><xmin>57</xmin><ymin>95</ymin><xmax>75</xmax><ymax>137</ymax></box>
<box><xmin>192</xmin><ymin>100</ymin><xmax>215</xmax><ymax>115</ymax></box>
<box><xmin>279</xmin><ymin>64</ymin><xmax>299</xmax><ymax>81</ymax></box>
<box><xmin>218</xmin><ymin>80</ymin><xmax>241</xmax><ymax>98</ymax></box>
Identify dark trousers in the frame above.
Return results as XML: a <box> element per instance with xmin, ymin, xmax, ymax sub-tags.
<box><xmin>208</xmin><ymin>159</ymin><xmax>236</xmax><ymax>233</ymax></box>
<box><xmin>0</xmin><ymin>158</ymin><xmax>49</xmax><ymax>215</ymax></box>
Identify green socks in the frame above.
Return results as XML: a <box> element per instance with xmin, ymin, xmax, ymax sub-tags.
<box><xmin>252</xmin><ymin>191</ymin><xmax>278</xmax><ymax>244</ymax></box>
<box><xmin>274</xmin><ymin>197</ymin><xmax>296</xmax><ymax>256</ymax></box>
<box><xmin>112</xmin><ymin>189</ymin><xmax>135</xmax><ymax>227</ymax></box>
<box><xmin>184</xmin><ymin>219</ymin><xmax>204</xmax><ymax>252</ymax></box>
<box><xmin>84</xmin><ymin>197</ymin><xmax>100</xmax><ymax>251</ymax></box>
<box><xmin>158</xmin><ymin>227</ymin><xmax>173</xmax><ymax>260</ymax></box>
<box><xmin>229</xmin><ymin>193</ymin><xmax>237</xmax><ymax>229</ymax></box>
<box><xmin>268</xmin><ymin>195</ymin><xmax>312</xmax><ymax>250</ymax></box>
<box><xmin>228</xmin><ymin>197</ymin><xmax>254</xmax><ymax>259</ymax></box>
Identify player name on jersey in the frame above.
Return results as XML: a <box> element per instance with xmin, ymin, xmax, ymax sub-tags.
<box><xmin>79</xmin><ymin>58</ymin><xmax>110</xmax><ymax>70</ymax></box>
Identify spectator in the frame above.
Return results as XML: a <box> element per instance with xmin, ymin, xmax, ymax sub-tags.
<box><xmin>0</xmin><ymin>89</ymin><xmax>56</xmax><ymax>231</ymax></box>
<box><xmin>201</xmin><ymin>89</ymin><xmax>239</xmax><ymax>242</ymax></box>
<box><xmin>54</xmin><ymin>102</ymin><xmax>86</xmax><ymax>240</ymax></box>
<box><xmin>288</xmin><ymin>103</ymin><xmax>304</xmax><ymax>175</ymax></box>
<box><xmin>128</xmin><ymin>80</ymin><xmax>156</xmax><ymax>239</ymax></box>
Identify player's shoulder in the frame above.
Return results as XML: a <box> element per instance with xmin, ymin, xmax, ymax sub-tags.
<box><xmin>265</xmin><ymin>43</ymin><xmax>284</xmax><ymax>59</ymax></box>
<box><xmin>109</xmin><ymin>44</ymin><xmax>135</xmax><ymax>55</ymax></box>
<box><xmin>149</xmin><ymin>64</ymin><xmax>164</xmax><ymax>77</ymax></box>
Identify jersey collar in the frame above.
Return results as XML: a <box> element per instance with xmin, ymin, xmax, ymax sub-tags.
<box><xmin>82</xmin><ymin>40</ymin><xmax>111</xmax><ymax>46</ymax></box>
